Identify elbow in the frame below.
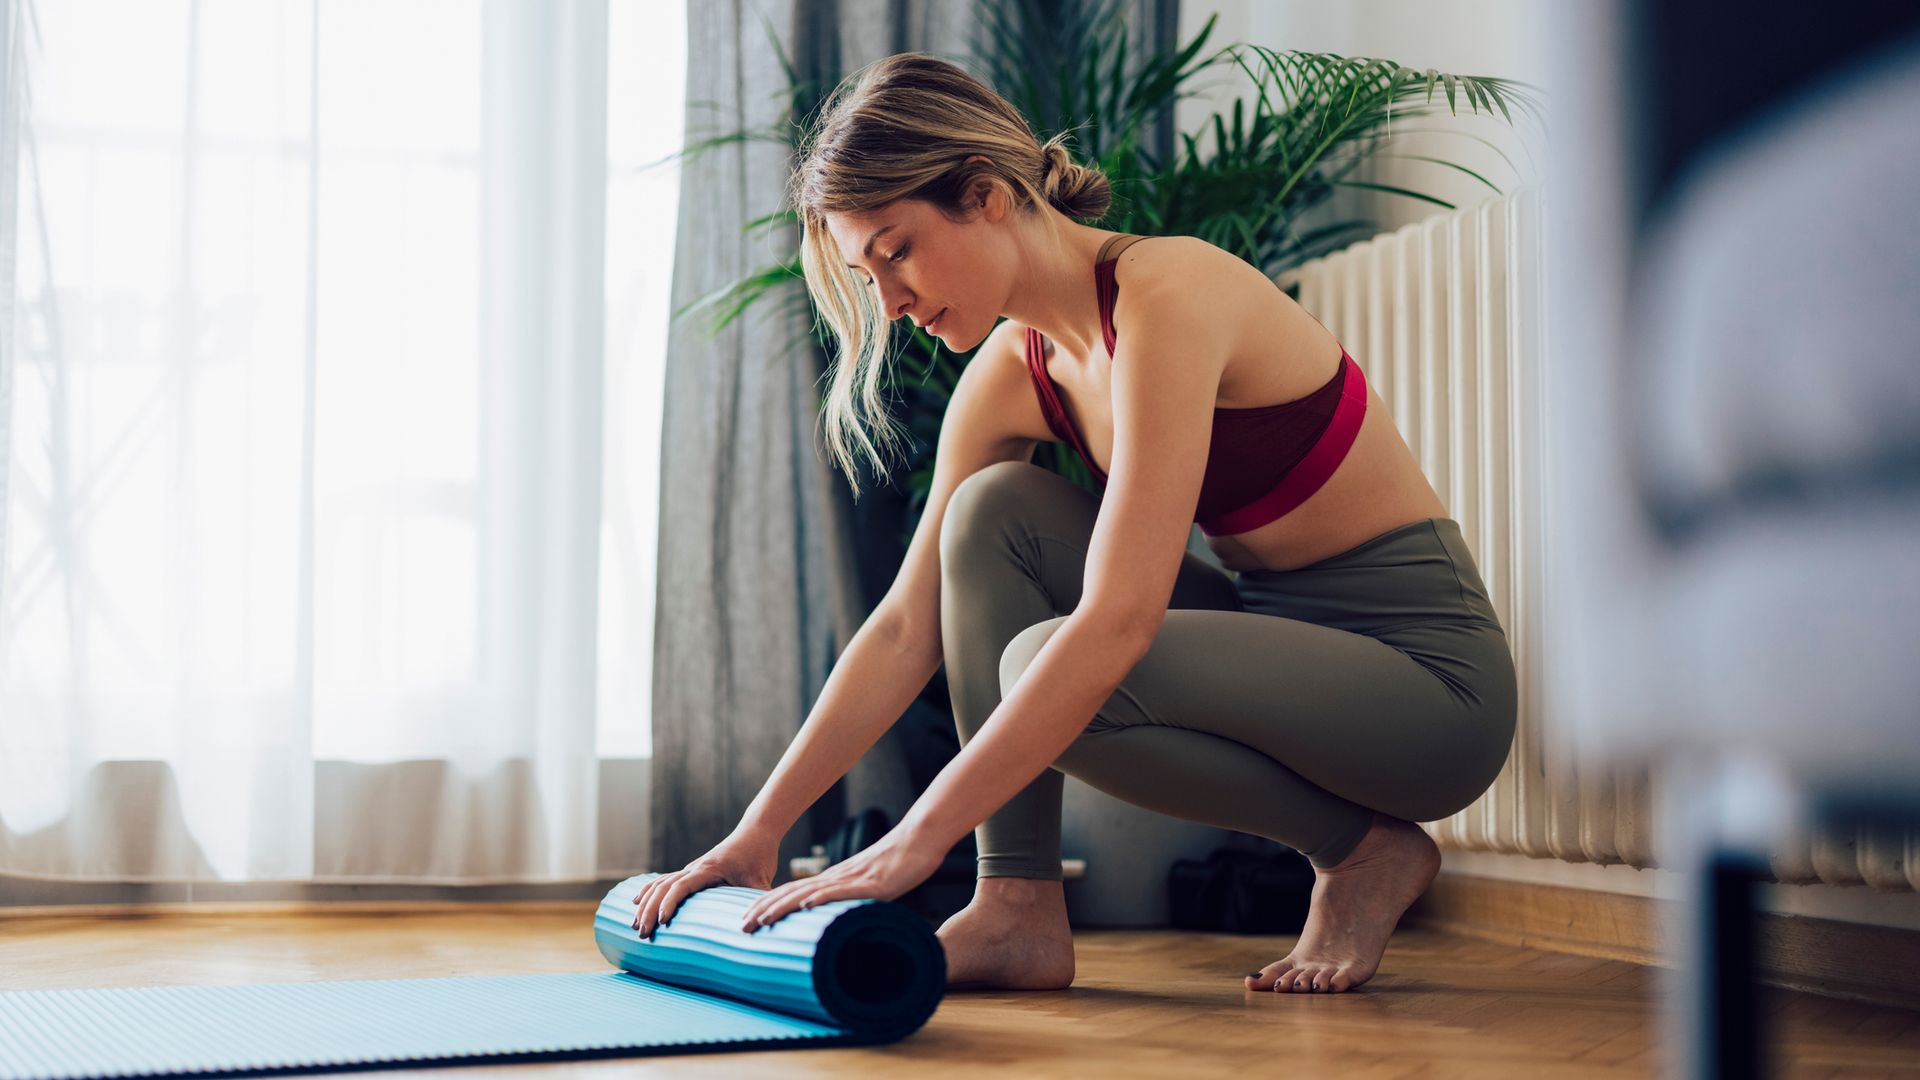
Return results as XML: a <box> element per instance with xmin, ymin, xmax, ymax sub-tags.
<box><xmin>875</xmin><ymin>605</ymin><xmax>942</xmax><ymax>664</ymax></box>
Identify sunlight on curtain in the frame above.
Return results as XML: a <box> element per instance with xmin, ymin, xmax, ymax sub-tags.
<box><xmin>0</xmin><ymin>0</ymin><xmax>681</xmax><ymax>883</ymax></box>
<box><xmin>599</xmin><ymin>0</ymin><xmax>683</xmax><ymax>762</ymax></box>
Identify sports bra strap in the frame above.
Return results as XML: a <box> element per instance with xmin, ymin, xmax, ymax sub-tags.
<box><xmin>1096</xmin><ymin>233</ymin><xmax>1148</xmax><ymax>264</ymax></box>
<box><xmin>1094</xmin><ymin>234</ymin><xmax>1150</xmax><ymax>356</ymax></box>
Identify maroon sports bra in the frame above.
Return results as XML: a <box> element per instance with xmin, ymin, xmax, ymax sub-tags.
<box><xmin>1023</xmin><ymin>234</ymin><xmax>1369</xmax><ymax>537</ymax></box>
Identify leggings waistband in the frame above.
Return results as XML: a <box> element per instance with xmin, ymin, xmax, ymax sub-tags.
<box><xmin>1232</xmin><ymin>517</ymin><xmax>1504</xmax><ymax>636</ymax></box>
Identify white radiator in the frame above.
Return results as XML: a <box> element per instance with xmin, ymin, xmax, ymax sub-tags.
<box><xmin>1277</xmin><ymin>187</ymin><xmax>1917</xmax><ymax>892</ymax></box>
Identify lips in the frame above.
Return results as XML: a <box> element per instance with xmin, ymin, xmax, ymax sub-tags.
<box><xmin>925</xmin><ymin>308</ymin><xmax>947</xmax><ymax>332</ymax></box>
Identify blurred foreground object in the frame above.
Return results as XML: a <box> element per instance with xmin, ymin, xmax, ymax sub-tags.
<box><xmin>1544</xmin><ymin>2</ymin><xmax>1920</xmax><ymax>1077</ymax></box>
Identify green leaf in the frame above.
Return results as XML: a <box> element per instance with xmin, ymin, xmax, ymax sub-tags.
<box><xmin>1360</xmin><ymin>152</ymin><xmax>1504</xmax><ymax>193</ymax></box>
<box><xmin>1332</xmin><ymin>179</ymin><xmax>1457</xmax><ymax>210</ymax></box>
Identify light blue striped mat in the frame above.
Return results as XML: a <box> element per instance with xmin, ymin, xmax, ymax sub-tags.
<box><xmin>0</xmin><ymin>874</ymin><xmax>946</xmax><ymax>1079</ymax></box>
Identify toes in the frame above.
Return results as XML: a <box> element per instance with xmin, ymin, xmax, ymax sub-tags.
<box><xmin>1256</xmin><ymin>962</ymin><xmax>1360</xmax><ymax>993</ymax></box>
<box><xmin>1245</xmin><ymin>959</ymin><xmax>1293</xmax><ymax>990</ymax></box>
<box><xmin>1332</xmin><ymin>966</ymin><xmax>1371</xmax><ymax>993</ymax></box>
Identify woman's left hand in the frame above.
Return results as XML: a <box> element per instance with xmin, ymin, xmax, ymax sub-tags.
<box><xmin>739</xmin><ymin>829</ymin><xmax>945</xmax><ymax>933</ymax></box>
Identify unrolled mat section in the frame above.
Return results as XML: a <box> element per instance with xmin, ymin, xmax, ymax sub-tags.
<box><xmin>0</xmin><ymin>873</ymin><xmax>946</xmax><ymax>1079</ymax></box>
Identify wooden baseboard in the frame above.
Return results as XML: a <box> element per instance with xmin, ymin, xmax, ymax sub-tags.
<box><xmin>1407</xmin><ymin>871</ymin><xmax>1920</xmax><ymax>1012</ymax></box>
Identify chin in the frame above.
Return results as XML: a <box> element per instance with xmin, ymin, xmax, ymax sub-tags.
<box><xmin>949</xmin><ymin>317</ymin><xmax>986</xmax><ymax>351</ymax></box>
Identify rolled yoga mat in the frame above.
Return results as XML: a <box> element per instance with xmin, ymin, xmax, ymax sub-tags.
<box><xmin>0</xmin><ymin>873</ymin><xmax>946</xmax><ymax>1079</ymax></box>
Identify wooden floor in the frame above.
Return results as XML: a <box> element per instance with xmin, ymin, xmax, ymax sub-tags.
<box><xmin>2</xmin><ymin>905</ymin><xmax>1916</xmax><ymax>1078</ymax></box>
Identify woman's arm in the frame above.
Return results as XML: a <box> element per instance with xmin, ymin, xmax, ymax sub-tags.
<box><xmin>732</xmin><ymin>318</ymin><xmax>1049</xmax><ymax>847</ymax></box>
<box><xmin>732</xmin><ymin>612</ymin><xmax>941</xmax><ymax>844</ymax></box>
<box><xmin>893</xmin><ymin>610</ymin><xmax>1149</xmax><ymax>854</ymax></box>
<box><xmin>899</xmin><ymin>248</ymin><xmax>1235</xmax><ymax>855</ymax></box>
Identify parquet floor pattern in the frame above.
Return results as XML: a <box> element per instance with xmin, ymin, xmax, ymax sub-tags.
<box><xmin>2</xmin><ymin>907</ymin><xmax>1914</xmax><ymax>1078</ymax></box>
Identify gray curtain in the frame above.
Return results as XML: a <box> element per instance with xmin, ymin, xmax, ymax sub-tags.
<box><xmin>651</xmin><ymin>0</ymin><xmax>971</xmax><ymax>880</ymax></box>
<box><xmin>652</xmin><ymin>0</ymin><xmax>1180</xmax><ymax>882</ymax></box>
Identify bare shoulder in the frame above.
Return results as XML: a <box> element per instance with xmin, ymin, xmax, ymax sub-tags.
<box><xmin>951</xmin><ymin>316</ymin><xmax>1053</xmax><ymax>446</ymax></box>
<box><xmin>1106</xmin><ymin>233</ymin><xmax>1341</xmax><ymax>405</ymax></box>
<box><xmin>974</xmin><ymin>315</ymin><xmax>1028</xmax><ymax>372</ymax></box>
<box><xmin>1110</xmin><ymin>234</ymin><xmax>1274</xmax><ymax>304</ymax></box>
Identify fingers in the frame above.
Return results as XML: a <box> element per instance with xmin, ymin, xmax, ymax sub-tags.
<box><xmin>631</xmin><ymin>874</ymin><xmax>670</xmax><ymax>937</ymax></box>
<box><xmin>738</xmin><ymin>886</ymin><xmax>776</xmax><ymax>930</ymax></box>
<box><xmin>741</xmin><ymin>880</ymin><xmax>831</xmax><ymax>933</ymax></box>
<box><xmin>634</xmin><ymin>873</ymin><xmax>688</xmax><ymax>940</ymax></box>
<box><xmin>739</xmin><ymin>881</ymin><xmax>785</xmax><ymax>928</ymax></box>
<box><xmin>651</xmin><ymin>879</ymin><xmax>691</xmax><ymax>941</ymax></box>
<box><xmin>633</xmin><ymin>872</ymin><xmax>826</xmax><ymax>941</ymax></box>
<box><xmin>628</xmin><ymin>876</ymin><xmax>650</xmax><ymax>929</ymax></box>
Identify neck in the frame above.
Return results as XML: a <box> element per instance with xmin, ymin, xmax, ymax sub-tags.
<box><xmin>998</xmin><ymin>214</ymin><xmax>1119</xmax><ymax>363</ymax></box>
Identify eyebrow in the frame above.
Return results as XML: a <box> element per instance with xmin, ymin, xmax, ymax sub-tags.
<box><xmin>844</xmin><ymin>225</ymin><xmax>898</xmax><ymax>270</ymax></box>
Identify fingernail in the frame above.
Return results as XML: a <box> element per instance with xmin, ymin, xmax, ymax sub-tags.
<box><xmin>1247</xmin><ymin>972</ymin><xmax>1262</xmax><ymax>978</ymax></box>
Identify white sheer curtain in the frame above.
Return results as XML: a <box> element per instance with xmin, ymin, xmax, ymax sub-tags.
<box><xmin>0</xmin><ymin>0</ymin><xmax>681</xmax><ymax>884</ymax></box>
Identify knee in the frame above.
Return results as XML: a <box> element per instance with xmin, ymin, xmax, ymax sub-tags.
<box><xmin>939</xmin><ymin>461</ymin><xmax>1055</xmax><ymax>566</ymax></box>
<box><xmin>998</xmin><ymin>616</ymin><xmax>1068</xmax><ymax>696</ymax></box>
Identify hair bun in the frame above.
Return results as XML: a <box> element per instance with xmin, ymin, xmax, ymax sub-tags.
<box><xmin>1036</xmin><ymin>138</ymin><xmax>1110</xmax><ymax>222</ymax></box>
<box><xmin>1039</xmin><ymin>141</ymin><xmax>1071</xmax><ymax>182</ymax></box>
<box><xmin>1037</xmin><ymin>140</ymin><xmax>1076</xmax><ymax>202</ymax></box>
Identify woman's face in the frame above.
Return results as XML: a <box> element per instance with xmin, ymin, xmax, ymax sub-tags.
<box><xmin>824</xmin><ymin>189</ymin><xmax>1011</xmax><ymax>353</ymax></box>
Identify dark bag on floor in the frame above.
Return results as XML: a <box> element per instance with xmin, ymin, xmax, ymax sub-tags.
<box><xmin>1167</xmin><ymin>843</ymin><xmax>1315</xmax><ymax>933</ymax></box>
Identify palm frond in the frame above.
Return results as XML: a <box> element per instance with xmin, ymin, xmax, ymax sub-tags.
<box><xmin>1332</xmin><ymin>179</ymin><xmax>1456</xmax><ymax>211</ymax></box>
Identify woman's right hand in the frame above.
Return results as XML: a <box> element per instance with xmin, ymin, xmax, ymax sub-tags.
<box><xmin>630</xmin><ymin>834</ymin><xmax>781</xmax><ymax>940</ymax></box>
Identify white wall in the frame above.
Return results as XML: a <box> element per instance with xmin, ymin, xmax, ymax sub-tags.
<box><xmin>1175</xmin><ymin>0</ymin><xmax>1552</xmax><ymax>236</ymax></box>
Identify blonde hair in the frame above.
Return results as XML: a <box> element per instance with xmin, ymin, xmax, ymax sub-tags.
<box><xmin>786</xmin><ymin>52</ymin><xmax>1111</xmax><ymax>498</ymax></box>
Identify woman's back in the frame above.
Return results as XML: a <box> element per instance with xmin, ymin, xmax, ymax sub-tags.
<box><xmin>996</xmin><ymin>233</ymin><xmax>1446</xmax><ymax>573</ymax></box>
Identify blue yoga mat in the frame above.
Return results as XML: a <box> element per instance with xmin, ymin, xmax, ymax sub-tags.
<box><xmin>0</xmin><ymin>873</ymin><xmax>946</xmax><ymax>1079</ymax></box>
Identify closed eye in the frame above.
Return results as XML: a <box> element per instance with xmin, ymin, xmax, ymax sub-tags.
<box><xmin>852</xmin><ymin>246</ymin><xmax>907</xmax><ymax>287</ymax></box>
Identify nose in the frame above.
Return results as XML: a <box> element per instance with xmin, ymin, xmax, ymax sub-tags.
<box><xmin>873</xmin><ymin>276</ymin><xmax>914</xmax><ymax>321</ymax></box>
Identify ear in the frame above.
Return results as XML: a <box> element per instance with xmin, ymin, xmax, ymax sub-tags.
<box><xmin>959</xmin><ymin>154</ymin><xmax>1004</xmax><ymax>220</ymax></box>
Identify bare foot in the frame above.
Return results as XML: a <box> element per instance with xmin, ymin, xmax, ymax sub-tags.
<box><xmin>1245</xmin><ymin>813</ymin><xmax>1441</xmax><ymax>994</ymax></box>
<box><xmin>936</xmin><ymin>877</ymin><xmax>1075</xmax><ymax>990</ymax></box>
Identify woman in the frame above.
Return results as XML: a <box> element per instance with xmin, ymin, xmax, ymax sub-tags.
<box><xmin>633</xmin><ymin>52</ymin><xmax>1517</xmax><ymax>996</ymax></box>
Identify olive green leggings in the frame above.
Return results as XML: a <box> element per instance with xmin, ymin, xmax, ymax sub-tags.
<box><xmin>940</xmin><ymin>461</ymin><xmax>1518</xmax><ymax>875</ymax></box>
